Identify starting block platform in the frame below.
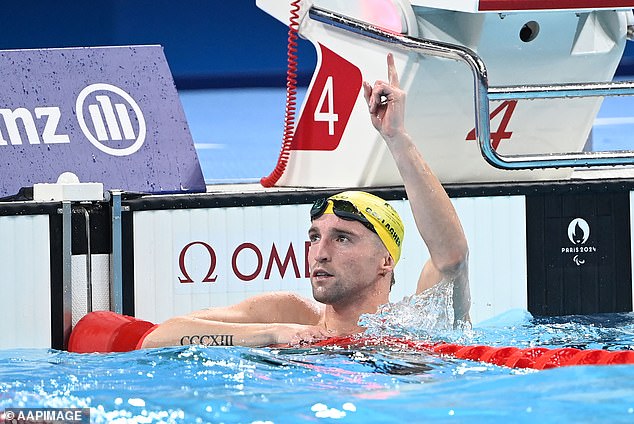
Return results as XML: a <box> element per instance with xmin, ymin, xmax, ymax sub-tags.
<box><xmin>258</xmin><ymin>0</ymin><xmax>634</xmax><ymax>186</ymax></box>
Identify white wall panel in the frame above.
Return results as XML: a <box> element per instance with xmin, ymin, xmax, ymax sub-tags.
<box><xmin>134</xmin><ymin>205</ymin><xmax>315</xmax><ymax>323</ymax></box>
<box><xmin>0</xmin><ymin>215</ymin><xmax>51</xmax><ymax>348</ymax></box>
<box><xmin>389</xmin><ymin>195</ymin><xmax>527</xmax><ymax>323</ymax></box>
<box><xmin>134</xmin><ymin>195</ymin><xmax>528</xmax><ymax>325</ymax></box>
<box><xmin>458</xmin><ymin>196</ymin><xmax>528</xmax><ymax>324</ymax></box>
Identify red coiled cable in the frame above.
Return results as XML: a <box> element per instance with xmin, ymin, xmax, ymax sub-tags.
<box><xmin>260</xmin><ymin>0</ymin><xmax>301</xmax><ymax>188</ymax></box>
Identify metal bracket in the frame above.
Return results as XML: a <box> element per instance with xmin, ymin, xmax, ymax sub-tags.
<box><xmin>309</xmin><ymin>6</ymin><xmax>634</xmax><ymax>170</ymax></box>
<box><xmin>111</xmin><ymin>190</ymin><xmax>124</xmax><ymax>314</ymax></box>
<box><xmin>58</xmin><ymin>203</ymin><xmax>94</xmax><ymax>349</ymax></box>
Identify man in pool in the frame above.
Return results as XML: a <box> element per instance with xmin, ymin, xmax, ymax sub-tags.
<box><xmin>136</xmin><ymin>53</ymin><xmax>469</xmax><ymax>349</ymax></box>
<box><xmin>68</xmin><ymin>53</ymin><xmax>469</xmax><ymax>352</ymax></box>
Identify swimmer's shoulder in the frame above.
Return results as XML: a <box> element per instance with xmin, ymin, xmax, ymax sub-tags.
<box><xmin>190</xmin><ymin>291</ymin><xmax>322</xmax><ymax>325</ymax></box>
<box><xmin>242</xmin><ymin>291</ymin><xmax>323</xmax><ymax>325</ymax></box>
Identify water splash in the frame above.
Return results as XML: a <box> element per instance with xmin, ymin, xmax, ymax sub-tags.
<box><xmin>359</xmin><ymin>279</ymin><xmax>470</xmax><ymax>342</ymax></box>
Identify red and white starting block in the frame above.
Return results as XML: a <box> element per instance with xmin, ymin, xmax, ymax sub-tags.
<box><xmin>258</xmin><ymin>0</ymin><xmax>634</xmax><ymax>186</ymax></box>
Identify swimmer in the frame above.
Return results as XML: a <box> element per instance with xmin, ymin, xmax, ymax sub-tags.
<box><xmin>141</xmin><ymin>53</ymin><xmax>470</xmax><ymax>348</ymax></box>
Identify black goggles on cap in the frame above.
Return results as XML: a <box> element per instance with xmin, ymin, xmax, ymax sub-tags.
<box><xmin>310</xmin><ymin>198</ymin><xmax>377</xmax><ymax>234</ymax></box>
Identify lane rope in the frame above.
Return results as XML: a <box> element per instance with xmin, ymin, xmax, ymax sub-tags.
<box><xmin>311</xmin><ymin>336</ymin><xmax>634</xmax><ymax>369</ymax></box>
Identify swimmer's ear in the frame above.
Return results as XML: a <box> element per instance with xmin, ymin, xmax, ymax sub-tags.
<box><xmin>379</xmin><ymin>254</ymin><xmax>395</xmax><ymax>276</ymax></box>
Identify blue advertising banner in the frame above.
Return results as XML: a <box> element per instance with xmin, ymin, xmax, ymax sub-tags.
<box><xmin>0</xmin><ymin>45</ymin><xmax>205</xmax><ymax>197</ymax></box>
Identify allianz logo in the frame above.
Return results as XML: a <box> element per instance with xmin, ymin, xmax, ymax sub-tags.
<box><xmin>0</xmin><ymin>83</ymin><xmax>145</xmax><ymax>157</ymax></box>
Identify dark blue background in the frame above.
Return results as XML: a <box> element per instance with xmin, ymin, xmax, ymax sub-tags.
<box><xmin>0</xmin><ymin>1</ymin><xmax>316</xmax><ymax>88</ymax></box>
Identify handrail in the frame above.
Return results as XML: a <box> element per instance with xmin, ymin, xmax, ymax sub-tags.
<box><xmin>309</xmin><ymin>6</ymin><xmax>634</xmax><ymax>170</ymax></box>
<box><xmin>110</xmin><ymin>190</ymin><xmax>124</xmax><ymax>314</ymax></box>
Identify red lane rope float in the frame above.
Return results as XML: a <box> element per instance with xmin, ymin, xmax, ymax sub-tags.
<box><xmin>260</xmin><ymin>0</ymin><xmax>301</xmax><ymax>188</ymax></box>
<box><xmin>311</xmin><ymin>336</ymin><xmax>634</xmax><ymax>369</ymax></box>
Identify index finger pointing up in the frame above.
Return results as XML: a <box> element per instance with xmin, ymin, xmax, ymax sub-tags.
<box><xmin>387</xmin><ymin>53</ymin><xmax>399</xmax><ymax>88</ymax></box>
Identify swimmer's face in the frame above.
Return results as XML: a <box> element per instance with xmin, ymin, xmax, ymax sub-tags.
<box><xmin>308</xmin><ymin>213</ymin><xmax>391</xmax><ymax>306</ymax></box>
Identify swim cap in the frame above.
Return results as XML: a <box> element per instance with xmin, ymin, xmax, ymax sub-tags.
<box><xmin>321</xmin><ymin>191</ymin><xmax>404</xmax><ymax>264</ymax></box>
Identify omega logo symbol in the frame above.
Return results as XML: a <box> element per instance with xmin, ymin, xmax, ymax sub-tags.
<box><xmin>178</xmin><ymin>241</ymin><xmax>217</xmax><ymax>284</ymax></box>
<box><xmin>176</xmin><ymin>240</ymin><xmax>309</xmax><ymax>285</ymax></box>
<box><xmin>75</xmin><ymin>83</ymin><xmax>146</xmax><ymax>156</ymax></box>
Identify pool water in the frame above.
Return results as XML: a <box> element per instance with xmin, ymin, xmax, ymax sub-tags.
<box><xmin>2</xmin><ymin>292</ymin><xmax>634</xmax><ymax>423</ymax></box>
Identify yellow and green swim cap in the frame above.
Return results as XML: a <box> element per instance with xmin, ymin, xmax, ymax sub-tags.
<box><xmin>310</xmin><ymin>191</ymin><xmax>404</xmax><ymax>264</ymax></box>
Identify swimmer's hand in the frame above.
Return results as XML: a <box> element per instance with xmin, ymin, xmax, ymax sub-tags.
<box><xmin>363</xmin><ymin>53</ymin><xmax>407</xmax><ymax>142</ymax></box>
<box><xmin>271</xmin><ymin>324</ymin><xmax>332</xmax><ymax>347</ymax></box>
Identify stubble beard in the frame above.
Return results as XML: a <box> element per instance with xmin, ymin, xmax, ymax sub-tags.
<box><xmin>311</xmin><ymin>276</ymin><xmax>351</xmax><ymax>306</ymax></box>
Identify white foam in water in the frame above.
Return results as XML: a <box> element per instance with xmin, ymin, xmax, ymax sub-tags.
<box><xmin>359</xmin><ymin>278</ymin><xmax>470</xmax><ymax>341</ymax></box>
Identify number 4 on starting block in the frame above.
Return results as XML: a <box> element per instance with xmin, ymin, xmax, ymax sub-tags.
<box><xmin>291</xmin><ymin>44</ymin><xmax>362</xmax><ymax>151</ymax></box>
<box><xmin>466</xmin><ymin>100</ymin><xmax>517</xmax><ymax>150</ymax></box>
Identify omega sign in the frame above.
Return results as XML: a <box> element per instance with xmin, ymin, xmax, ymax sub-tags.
<box><xmin>0</xmin><ymin>83</ymin><xmax>145</xmax><ymax>156</ymax></box>
<box><xmin>561</xmin><ymin>217</ymin><xmax>597</xmax><ymax>266</ymax></box>
<box><xmin>178</xmin><ymin>241</ymin><xmax>311</xmax><ymax>284</ymax></box>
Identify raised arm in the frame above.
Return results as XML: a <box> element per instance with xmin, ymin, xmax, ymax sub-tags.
<box><xmin>363</xmin><ymin>54</ymin><xmax>470</xmax><ymax>321</ymax></box>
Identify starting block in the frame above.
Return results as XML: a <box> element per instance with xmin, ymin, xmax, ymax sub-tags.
<box><xmin>257</xmin><ymin>0</ymin><xmax>634</xmax><ymax>186</ymax></box>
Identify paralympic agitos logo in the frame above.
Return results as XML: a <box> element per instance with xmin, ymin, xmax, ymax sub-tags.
<box><xmin>0</xmin><ymin>83</ymin><xmax>145</xmax><ymax>156</ymax></box>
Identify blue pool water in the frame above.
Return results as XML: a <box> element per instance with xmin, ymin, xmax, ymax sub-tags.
<box><xmin>2</xmin><ymin>307</ymin><xmax>634</xmax><ymax>423</ymax></box>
